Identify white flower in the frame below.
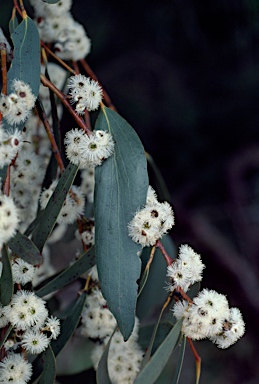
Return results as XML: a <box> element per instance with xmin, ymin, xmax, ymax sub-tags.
<box><xmin>0</xmin><ymin>193</ymin><xmax>19</xmax><ymax>246</ymax></box>
<box><xmin>166</xmin><ymin>260</ymin><xmax>193</xmax><ymax>292</ymax></box>
<box><xmin>0</xmin><ymin>353</ymin><xmax>32</xmax><ymax>383</ymax></box>
<box><xmin>68</xmin><ymin>75</ymin><xmax>103</xmax><ymax>112</ymax></box>
<box><xmin>11</xmin><ymin>79</ymin><xmax>36</xmax><ymax>110</ymax></box>
<box><xmin>44</xmin><ymin>316</ymin><xmax>60</xmax><ymax>339</ymax></box>
<box><xmin>22</xmin><ymin>330</ymin><xmax>50</xmax><ymax>354</ymax></box>
<box><xmin>12</xmin><ymin>258</ymin><xmax>35</xmax><ymax>285</ymax></box>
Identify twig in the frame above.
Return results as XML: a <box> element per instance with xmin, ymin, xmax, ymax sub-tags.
<box><xmin>156</xmin><ymin>240</ymin><xmax>174</xmax><ymax>265</ymax></box>
<box><xmin>187</xmin><ymin>338</ymin><xmax>201</xmax><ymax>384</ymax></box>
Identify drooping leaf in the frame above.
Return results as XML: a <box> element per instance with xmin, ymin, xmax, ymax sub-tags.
<box><xmin>7</xmin><ymin>16</ymin><xmax>40</xmax><ymax>97</ymax></box>
<box><xmin>42</xmin><ymin>0</ymin><xmax>61</xmax><ymax>3</ymax></box>
<box><xmin>0</xmin><ymin>245</ymin><xmax>13</xmax><ymax>305</ymax></box>
<box><xmin>51</xmin><ymin>292</ymin><xmax>87</xmax><ymax>356</ymax></box>
<box><xmin>94</xmin><ymin>107</ymin><xmax>149</xmax><ymax>340</ymax></box>
<box><xmin>134</xmin><ymin>319</ymin><xmax>183</xmax><ymax>384</ymax></box>
<box><xmin>8</xmin><ymin>231</ymin><xmax>42</xmax><ymax>265</ymax></box>
<box><xmin>172</xmin><ymin>336</ymin><xmax>186</xmax><ymax>384</ymax></box>
<box><xmin>36</xmin><ymin>246</ymin><xmax>95</xmax><ymax>297</ymax></box>
<box><xmin>96</xmin><ymin>329</ymin><xmax>116</xmax><ymax>384</ymax></box>
<box><xmin>32</xmin><ymin>162</ymin><xmax>79</xmax><ymax>252</ymax></box>
<box><xmin>38</xmin><ymin>347</ymin><xmax>56</xmax><ymax>384</ymax></box>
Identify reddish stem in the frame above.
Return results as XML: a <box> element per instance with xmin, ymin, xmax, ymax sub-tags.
<box><xmin>40</xmin><ymin>74</ymin><xmax>91</xmax><ymax>134</ymax></box>
<box><xmin>156</xmin><ymin>239</ymin><xmax>174</xmax><ymax>265</ymax></box>
<box><xmin>1</xmin><ymin>47</ymin><xmax>7</xmax><ymax>95</ymax></box>
<box><xmin>13</xmin><ymin>0</ymin><xmax>23</xmax><ymax>18</ymax></box>
<box><xmin>41</xmin><ymin>42</ymin><xmax>75</xmax><ymax>74</ymax></box>
<box><xmin>187</xmin><ymin>338</ymin><xmax>201</xmax><ymax>383</ymax></box>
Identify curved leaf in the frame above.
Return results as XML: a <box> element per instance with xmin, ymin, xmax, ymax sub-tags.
<box><xmin>0</xmin><ymin>325</ymin><xmax>12</xmax><ymax>349</ymax></box>
<box><xmin>94</xmin><ymin>107</ymin><xmax>149</xmax><ymax>340</ymax></box>
<box><xmin>36</xmin><ymin>246</ymin><xmax>95</xmax><ymax>297</ymax></box>
<box><xmin>0</xmin><ymin>246</ymin><xmax>13</xmax><ymax>305</ymax></box>
<box><xmin>172</xmin><ymin>336</ymin><xmax>186</xmax><ymax>384</ymax></box>
<box><xmin>7</xmin><ymin>16</ymin><xmax>40</xmax><ymax>97</ymax></box>
<box><xmin>134</xmin><ymin>319</ymin><xmax>183</xmax><ymax>384</ymax></box>
<box><xmin>96</xmin><ymin>331</ymin><xmax>115</xmax><ymax>384</ymax></box>
<box><xmin>42</xmin><ymin>0</ymin><xmax>61</xmax><ymax>3</ymax></box>
<box><xmin>38</xmin><ymin>347</ymin><xmax>56</xmax><ymax>384</ymax></box>
<box><xmin>32</xmin><ymin>162</ymin><xmax>79</xmax><ymax>252</ymax></box>
<box><xmin>51</xmin><ymin>292</ymin><xmax>87</xmax><ymax>356</ymax></box>
<box><xmin>8</xmin><ymin>231</ymin><xmax>42</xmax><ymax>265</ymax></box>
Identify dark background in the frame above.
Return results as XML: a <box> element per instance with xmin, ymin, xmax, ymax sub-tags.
<box><xmin>1</xmin><ymin>0</ymin><xmax>259</xmax><ymax>383</ymax></box>
<box><xmin>70</xmin><ymin>2</ymin><xmax>258</xmax><ymax>383</ymax></box>
<box><xmin>71</xmin><ymin>1</ymin><xmax>259</xmax><ymax>383</ymax></box>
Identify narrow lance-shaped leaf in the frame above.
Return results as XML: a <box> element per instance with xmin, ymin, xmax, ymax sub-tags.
<box><xmin>38</xmin><ymin>347</ymin><xmax>56</xmax><ymax>384</ymax></box>
<box><xmin>31</xmin><ymin>293</ymin><xmax>87</xmax><ymax>383</ymax></box>
<box><xmin>42</xmin><ymin>0</ymin><xmax>61</xmax><ymax>3</ymax></box>
<box><xmin>8</xmin><ymin>231</ymin><xmax>42</xmax><ymax>265</ymax></box>
<box><xmin>7</xmin><ymin>16</ymin><xmax>40</xmax><ymax>97</ymax></box>
<box><xmin>36</xmin><ymin>246</ymin><xmax>95</xmax><ymax>297</ymax></box>
<box><xmin>134</xmin><ymin>319</ymin><xmax>183</xmax><ymax>384</ymax></box>
<box><xmin>94</xmin><ymin>107</ymin><xmax>149</xmax><ymax>340</ymax></box>
<box><xmin>172</xmin><ymin>336</ymin><xmax>186</xmax><ymax>384</ymax></box>
<box><xmin>32</xmin><ymin>162</ymin><xmax>79</xmax><ymax>252</ymax></box>
<box><xmin>96</xmin><ymin>329</ymin><xmax>116</xmax><ymax>384</ymax></box>
<box><xmin>0</xmin><ymin>245</ymin><xmax>13</xmax><ymax>306</ymax></box>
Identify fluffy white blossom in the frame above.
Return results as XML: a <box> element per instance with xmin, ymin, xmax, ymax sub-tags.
<box><xmin>128</xmin><ymin>186</ymin><xmax>175</xmax><ymax>247</ymax></box>
<box><xmin>68</xmin><ymin>75</ymin><xmax>103</xmax><ymax>112</ymax></box>
<box><xmin>0</xmin><ymin>353</ymin><xmax>32</xmax><ymax>383</ymax></box>
<box><xmin>166</xmin><ymin>244</ymin><xmax>205</xmax><ymax>292</ymax></box>
<box><xmin>65</xmin><ymin>128</ymin><xmax>115</xmax><ymax>168</ymax></box>
<box><xmin>12</xmin><ymin>258</ymin><xmax>35</xmax><ymax>285</ymax></box>
<box><xmin>22</xmin><ymin>330</ymin><xmax>50</xmax><ymax>354</ymax></box>
<box><xmin>0</xmin><ymin>193</ymin><xmax>19</xmax><ymax>247</ymax></box>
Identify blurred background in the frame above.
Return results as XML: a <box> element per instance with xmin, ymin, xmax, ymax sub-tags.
<box><xmin>71</xmin><ymin>1</ymin><xmax>259</xmax><ymax>383</ymax></box>
<box><xmin>1</xmin><ymin>0</ymin><xmax>259</xmax><ymax>382</ymax></box>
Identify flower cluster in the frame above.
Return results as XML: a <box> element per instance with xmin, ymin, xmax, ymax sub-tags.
<box><xmin>128</xmin><ymin>186</ymin><xmax>175</xmax><ymax>247</ymax></box>
<box><xmin>2</xmin><ymin>290</ymin><xmax>60</xmax><ymax>355</ymax></box>
<box><xmin>68</xmin><ymin>74</ymin><xmax>103</xmax><ymax>113</ymax></box>
<box><xmin>64</xmin><ymin>128</ymin><xmax>115</xmax><ymax>168</ymax></box>
<box><xmin>81</xmin><ymin>266</ymin><xmax>144</xmax><ymax>384</ymax></box>
<box><xmin>166</xmin><ymin>245</ymin><xmax>245</xmax><ymax>349</ymax></box>
<box><xmin>0</xmin><ymin>80</ymin><xmax>36</xmax><ymax>125</ymax></box>
<box><xmin>0</xmin><ymin>193</ymin><xmax>19</xmax><ymax>248</ymax></box>
<box><xmin>0</xmin><ymin>353</ymin><xmax>32</xmax><ymax>383</ymax></box>
<box><xmin>166</xmin><ymin>244</ymin><xmax>205</xmax><ymax>292</ymax></box>
<box><xmin>30</xmin><ymin>0</ymin><xmax>91</xmax><ymax>61</ymax></box>
<box><xmin>173</xmin><ymin>288</ymin><xmax>245</xmax><ymax>348</ymax></box>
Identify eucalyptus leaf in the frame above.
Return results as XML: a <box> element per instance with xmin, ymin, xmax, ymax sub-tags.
<box><xmin>172</xmin><ymin>336</ymin><xmax>186</xmax><ymax>384</ymax></box>
<box><xmin>94</xmin><ymin>107</ymin><xmax>148</xmax><ymax>340</ymax></box>
<box><xmin>9</xmin><ymin>15</ymin><xmax>18</xmax><ymax>35</ymax></box>
<box><xmin>38</xmin><ymin>347</ymin><xmax>56</xmax><ymax>384</ymax></box>
<box><xmin>134</xmin><ymin>319</ymin><xmax>183</xmax><ymax>384</ymax></box>
<box><xmin>0</xmin><ymin>245</ymin><xmax>13</xmax><ymax>306</ymax></box>
<box><xmin>42</xmin><ymin>0</ymin><xmax>61</xmax><ymax>4</ymax></box>
<box><xmin>7</xmin><ymin>16</ymin><xmax>40</xmax><ymax>97</ymax></box>
<box><xmin>32</xmin><ymin>162</ymin><xmax>79</xmax><ymax>252</ymax></box>
<box><xmin>0</xmin><ymin>325</ymin><xmax>12</xmax><ymax>349</ymax></box>
<box><xmin>8</xmin><ymin>231</ymin><xmax>42</xmax><ymax>265</ymax></box>
<box><xmin>36</xmin><ymin>246</ymin><xmax>95</xmax><ymax>297</ymax></box>
<box><xmin>96</xmin><ymin>329</ymin><xmax>116</xmax><ymax>384</ymax></box>
<box><xmin>51</xmin><ymin>292</ymin><xmax>87</xmax><ymax>356</ymax></box>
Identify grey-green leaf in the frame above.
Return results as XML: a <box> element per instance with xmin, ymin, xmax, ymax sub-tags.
<box><xmin>8</xmin><ymin>231</ymin><xmax>42</xmax><ymax>265</ymax></box>
<box><xmin>7</xmin><ymin>16</ymin><xmax>40</xmax><ymax>97</ymax></box>
<box><xmin>32</xmin><ymin>162</ymin><xmax>79</xmax><ymax>252</ymax></box>
<box><xmin>172</xmin><ymin>336</ymin><xmax>186</xmax><ymax>384</ymax></box>
<box><xmin>134</xmin><ymin>319</ymin><xmax>183</xmax><ymax>384</ymax></box>
<box><xmin>96</xmin><ymin>332</ymin><xmax>114</xmax><ymax>384</ymax></box>
<box><xmin>36</xmin><ymin>246</ymin><xmax>95</xmax><ymax>297</ymax></box>
<box><xmin>0</xmin><ymin>246</ymin><xmax>13</xmax><ymax>306</ymax></box>
<box><xmin>42</xmin><ymin>0</ymin><xmax>61</xmax><ymax>4</ymax></box>
<box><xmin>38</xmin><ymin>347</ymin><xmax>56</xmax><ymax>384</ymax></box>
<box><xmin>94</xmin><ymin>107</ymin><xmax>149</xmax><ymax>340</ymax></box>
<box><xmin>51</xmin><ymin>292</ymin><xmax>87</xmax><ymax>356</ymax></box>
